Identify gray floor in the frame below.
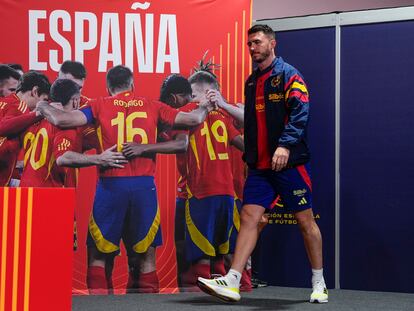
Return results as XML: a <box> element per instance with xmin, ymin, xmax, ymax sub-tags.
<box><xmin>72</xmin><ymin>286</ymin><xmax>414</xmax><ymax>311</ymax></box>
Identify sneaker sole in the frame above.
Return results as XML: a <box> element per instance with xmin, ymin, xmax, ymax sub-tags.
<box><xmin>196</xmin><ymin>280</ymin><xmax>240</xmax><ymax>303</ymax></box>
<box><xmin>310</xmin><ymin>298</ymin><xmax>328</xmax><ymax>303</ymax></box>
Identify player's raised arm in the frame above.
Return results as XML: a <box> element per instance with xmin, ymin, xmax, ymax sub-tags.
<box><xmin>122</xmin><ymin>133</ymin><xmax>188</xmax><ymax>159</ymax></box>
<box><xmin>37</xmin><ymin>101</ymin><xmax>88</xmax><ymax>128</ymax></box>
<box><xmin>173</xmin><ymin>99</ymin><xmax>213</xmax><ymax>127</ymax></box>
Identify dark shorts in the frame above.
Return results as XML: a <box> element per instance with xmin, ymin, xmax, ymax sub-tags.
<box><xmin>185</xmin><ymin>195</ymin><xmax>234</xmax><ymax>262</ymax></box>
<box><xmin>243</xmin><ymin>164</ymin><xmax>313</xmax><ymax>212</ymax></box>
<box><xmin>175</xmin><ymin>198</ymin><xmax>187</xmax><ymax>242</ymax></box>
<box><xmin>87</xmin><ymin>176</ymin><xmax>162</xmax><ymax>255</ymax></box>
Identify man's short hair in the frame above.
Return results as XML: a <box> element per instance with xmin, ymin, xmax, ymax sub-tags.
<box><xmin>6</xmin><ymin>63</ymin><xmax>24</xmax><ymax>73</ymax></box>
<box><xmin>106</xmin><ymin>65</ymin><xmax>133</xmax><ymax>93</ymax></box>
<box><xmin>60</xmin><ymin>60</ymin><xmax>87</xmax><ymax>80</ymax></box>
<box><xmin>50</xmin><ymin>79</ymin><xmax>80</xmax><ymax>106</ymax></box>
<box><xmin>160</xmin><ymin>74</ymin><xmax>192</xmax><ymax>103</ymax></box>
<box><xmin>188</xmin><ymin>70</ymin><xmax>219</xmax><ymax>90</ymax></box>
<box><xmin>0</xmin><ymin>64</ymin><xmax>21</xmax><ymax>83</ymax></box>
<box><xmin>16</xmin><ymin>71</ymin><xmax>51</xmax><ymax>96</ymax></box>
<box><xmin>248</xmin><ymin>24</ymin><xmax>276</xmax><ymax>40</ymax></box>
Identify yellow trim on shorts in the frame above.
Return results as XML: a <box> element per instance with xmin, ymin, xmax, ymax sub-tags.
<box><xmin>88</xmin><ymin>215</ymin><xmax>119</xmax><ymax>253</ymax></box>
<box><xmin>185</xmin><ymin>199</ymin><xmax>216</xmax><ymax>257</ymax></box>
<box><xmin>132</xmin><ymin>205</ymin><xmax>161</xmax><ymax>253</ymax></box>
<box><xmin>233</xmin><ymin>201</ymin><xmax>241</xmax><ymax>232</ymax></box>
<box><xmin>218</xmin><ymin>226</ymin><xmax>232</xmax><ymax>254</ymax></box>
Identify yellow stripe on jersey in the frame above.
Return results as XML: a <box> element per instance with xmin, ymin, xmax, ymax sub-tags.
<box><xmin>45</xmin><ymin>154</ymin><xmax>55</xmax><ymax>181</ymax></box>
<box><xmin>132</xmin><ymin>206</ymin><xmax>161</xmax><ymax>253</ymax></box>
<box><xmin>96</xmin><ymin>126</ymin><xmax>104</xmax><ymax>153</ymax></box>
<box><xmin>88</xmin><ymin>215</ymin><xmax>119</xmax><ymax>253</ymax></box>
<box><xmin>185</xmin><ymin>200</ymin><xmax>216</xmax><ymax>256</ymax></box>
<box><xmin>189</xmin><ymin>134</ymin><xmax>200</xmax><ymax>170</ymax></box>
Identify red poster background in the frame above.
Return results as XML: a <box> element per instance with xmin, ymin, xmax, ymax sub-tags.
<box><xmin>0</xmin><ymin>0</ymin><xmax>252</xmax><ymax>294</ymax></box>
<box><xmin>0</xmin><ymin>187</ymin><xmax>75</xmax><ymax>311</ymax></box>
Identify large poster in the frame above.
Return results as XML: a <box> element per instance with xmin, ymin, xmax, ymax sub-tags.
<box><xmin>0</xmin><ymin>0</ymin><xmax>252</xmax><ymax>294</ymax></box>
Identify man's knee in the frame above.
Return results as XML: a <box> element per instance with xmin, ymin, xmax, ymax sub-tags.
<box><xmin>295</xmin><ymin>209</ymin><xmax>320</xmax><ymax>235</ymax></box>
<box><xmin>240</xmin><ymin>204</ymin><xmax>264</xmax><ymax>226</ymax></box>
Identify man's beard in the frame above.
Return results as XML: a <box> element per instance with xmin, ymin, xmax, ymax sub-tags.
<box><xmin>253</xmin><ymin>48</ymin><xmax>271</xmax><ymax>64</ymax></box>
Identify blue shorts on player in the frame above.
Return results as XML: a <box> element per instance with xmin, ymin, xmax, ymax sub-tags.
<box><xmin>87</xmin><ymin>176</ymin><xmax>162</xmax><ymax>256</ymax></box>
<box><xmin>185</xmin><ymin>195</ymin><xmax>234</xmax><ymax>262</ymax></box>
<box><xmin>243</xmin><ymin>163</ymin><xmax>313</xmax><ymax>212</ymax></box>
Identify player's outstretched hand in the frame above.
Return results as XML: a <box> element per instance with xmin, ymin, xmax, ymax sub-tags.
<box><xmin>122</xmin><ymin>142</ymin><xmax>147</xmax><ymax>159</ymax></box>
<box><xmin>99</xmin><ymin>145</ymin><xmax>128</xmax><ymax>168</ymax></box>
<box><xmin>272</xmin><ymin>147</ymin><xmax>290</xmax><ymax>171</ymax></box>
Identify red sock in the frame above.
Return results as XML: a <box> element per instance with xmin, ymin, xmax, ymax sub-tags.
<box><xmin>137</xmin><ymin>271</ymin><xmax>159</xmax><ymax>293</ymax></box>
<box><xmin>212</xmin><ymin>258</ymin><xmax>226</xmax><ymax>276</ymax></box>
<box><xmin>181</xmin><ymin>263</ymin><xmax>210</xmax><ymax>290</ymax></box>
<box><xmin>240</xmin><ymin>268</ymin><xmax>252</xmax><ymax>292</ymax></box>
<box><xmin>87</xmin><ymin>266</ymin><xmax>108</xmax><ymax>295</ymax></box>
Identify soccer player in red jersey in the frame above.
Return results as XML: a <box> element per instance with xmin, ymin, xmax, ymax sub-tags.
<box><xmin>0</xmin><ymin>65</ymin><xmax>21</xmax><ymax>98</ymax></box>
<box><xmin>20</xmin><ymin>79</ymin><xmax>125</xmax><ymax>187</ymax></box>
<box><xmin>58</xmin><ymin>60</ymin><xmax>102</xmax><ymax>154</ymax></box>
<box><xmin>158</xmin><ymin>74</ymin><xmax>193</xmax><ymax>288</ymax></box>
<box><xmin>178</xmin><ymin>65</ymin><xmax>244</xmax><ymax>289</ymax></box>
<box><xmin>0</xmin><ymin>71</ymin><xmax>50</xmax><ymax>186</ymax></box>
<box><xmin>37</xmin><ymin>65</ymin><xmax>214</xmax><ymax>294</ymax></box>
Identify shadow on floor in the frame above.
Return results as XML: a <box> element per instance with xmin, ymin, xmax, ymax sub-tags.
<box><xmin>170</xmin><ymin>296</ymin><xmax>308</xmax><ymax>310</ymax></box>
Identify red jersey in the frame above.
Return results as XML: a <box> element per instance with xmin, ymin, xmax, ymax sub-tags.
<box><xmin>256</xmin><ymin>70</ymin><xmax>272</xmax><ymax>169</ymax></box>
<box><xmin>226</xmin><ymin>103</ymin><xmax>246</xmax><ymax>200</ymax></box>
<box><xmin>0</xmin><ymin>94</ymin><xmax>28</xmax><ymax>186</ymax></box>
<box><xmin>20</xmin><ymin>120</ymin><xmax>80</xmax><ymax>187</ymax></box>
<box><xmin>184</xmin><ymin>104</ymin><xmax>240</xmax><ymax>199</ymax></box>
<box><xmin>230</xmin><ymin>134</ymin><xmax>245</xmax><ymax>200</ymax></box>
<box><xmin>161</xmin><ymin>128</ymin><xmax>189</xmax><ymax>199</ymax></box>
<box><xmin>84</xmin><ymin>91</ymin><xmax>179</xmax><ymax>177</ymax></box>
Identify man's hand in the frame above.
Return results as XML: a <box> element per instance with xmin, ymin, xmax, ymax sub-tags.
<box><xmin>98</xmin><ymin>145</ymin><xmax>128</xmax><ymax>168</ymax></box>
<box><xmin>272</xmin><ymin>147</ymin><xmax>290</xmax><ymax>171</ymax></box>
<box><xmin>198</xmin><ymin>98</ymin><xmax>216</xmax><ymax>112</ymax></box>
<box><xmin>206</xmin><ymin>89</ymin><xmax>226</xmax><ymax>109</ymax></box>
<box><xmin>122</xmin><ymin>142</ymin><xmax>147</xmax><ymax>159</ymax></box>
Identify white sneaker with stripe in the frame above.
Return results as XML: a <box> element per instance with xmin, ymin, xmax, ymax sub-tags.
<box><xmin>197</xmin><ymin>275</ymin><xmax>241</xmax><ymax>302</ymax></box>
<box><xmin>310</xmin><ymin>280</ymin><xmax>328</xmax><ymax>303</ymax></box>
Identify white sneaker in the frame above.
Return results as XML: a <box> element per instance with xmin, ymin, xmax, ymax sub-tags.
<box><xmin>197</xmin><ymin>275</ymin><xmax>241</xmax><ymax>302</ymax></box>
<box><xmin>310</xmin><ymin>280</ymin><xmax>328</xmax><ymax>303</ymax></box>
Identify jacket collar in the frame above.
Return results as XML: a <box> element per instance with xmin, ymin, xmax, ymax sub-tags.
<box><xmin>254</xmin><ymin>56</ymin><xmax>284</xmax><ymax>79</ymax></box>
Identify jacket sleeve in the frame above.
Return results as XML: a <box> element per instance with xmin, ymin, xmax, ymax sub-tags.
<box><xmin>278</xmin><ymin>72</ymin><xmax>310</xmax><ymax>148</ymax></box>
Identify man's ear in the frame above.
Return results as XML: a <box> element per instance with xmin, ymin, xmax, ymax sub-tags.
<box><xmin>31</xmin><ymin>86</ymin><xmax>39</xmax><ymax>98</ymax></box>
<box><xmin>271</xmin><ymin>38</ymin><xmax>277</xmax><ymax>49</ymax></box>
<box><xmin>171</xmin><ymin>94</ymin><xmax>178</xmax><ymax>105</ymax></box>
